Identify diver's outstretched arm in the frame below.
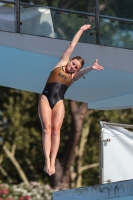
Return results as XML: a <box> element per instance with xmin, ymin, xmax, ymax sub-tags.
<box><xmin>72</xmin><ymin>59</ymin><xmax>104</xmax><ymax>82</ymax></box>
<box><xmin>54</xmin><ymin>24</ymin><xmax>91</xmax><ymax>68</ymax></box>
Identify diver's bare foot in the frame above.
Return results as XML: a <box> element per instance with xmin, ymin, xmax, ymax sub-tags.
<box><xmin>50</xmin><ymin>161</ymin><xmax>55</xmax><ymax>175</ymax></box>
<box><xmin>44</xmin><ymin>158</ymin><xmax>51</xmax><ymax>176</ymax></box>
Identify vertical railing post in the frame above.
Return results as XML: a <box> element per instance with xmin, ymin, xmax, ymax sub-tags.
<box><xmin>95</xmin><ymin>0</ymin><xmax>100</xmax><ymax>44</ymax></box>
<box><xmin>16</xmin><ymin>0</ymin><xmax>20</xmax><ymax>33</ymax></box>
<box><xmin>98</xmin><ymin>121</ymin><xmax>104</xmax><ymax>184</ymax></box>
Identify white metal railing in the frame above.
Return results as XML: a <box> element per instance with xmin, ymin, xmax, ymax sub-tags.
<box><xmin>0</xmin><ymin>0</ymin><xmax>133</xmax><ymax>46</ymax></box>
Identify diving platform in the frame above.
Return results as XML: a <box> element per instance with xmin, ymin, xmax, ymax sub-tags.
<box><xmin>52</xmin><ymin>179</ymin><xmax>133</xmax><ymax>200</ymax></box>
<box><xmin>0</xmin><ymin>30</ymin><xmax>133</xmax><ymax>110</ymax></box>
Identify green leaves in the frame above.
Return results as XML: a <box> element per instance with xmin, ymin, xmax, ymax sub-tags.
<box><xmin>1</xmin><ymin>85</ymin><xmax>133</xmax><ymax>188</ymax></box>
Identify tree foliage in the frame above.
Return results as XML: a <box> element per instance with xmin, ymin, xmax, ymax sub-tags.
<box><xmin>0</xmin><ymin>87</ymin><xmax>48</xmax><ymax>184</ymax></box>
<box><xmin>0</xmin><ymin>86</ymin><xmax>133</xmax><ymax>189</ymax></box>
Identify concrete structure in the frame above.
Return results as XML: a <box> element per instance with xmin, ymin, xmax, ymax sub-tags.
<box><xmin>53</xmin><ymin>179</ymin><xmax>133</xmax><ymax>200</ymax></box>
<box><xmin>0</xmin><ymin>31</ymin><xmax>133</xmax><ymax>110</ymax></box>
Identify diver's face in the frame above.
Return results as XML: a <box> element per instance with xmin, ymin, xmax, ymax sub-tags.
<box><xmin>66</xmin><ymin>59</ymin><xmax>81</xmax><ymax>73</ymax></box>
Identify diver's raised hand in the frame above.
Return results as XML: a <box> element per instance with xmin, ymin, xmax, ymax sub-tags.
<box><xmin>80</xmin><ymin>24</ymin><xmax>91</xmax><ymax>31</ymax></box>
<box><xmin>91</xmin><ymin>59</ymin><xmax>104</xmax><ymax>70</ymax></box>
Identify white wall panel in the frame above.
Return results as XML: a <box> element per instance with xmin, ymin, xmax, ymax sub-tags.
<box><xmin>100</xmin><ymin>125</ymin><xmax>133</xmax><ymax>183</ymax></box>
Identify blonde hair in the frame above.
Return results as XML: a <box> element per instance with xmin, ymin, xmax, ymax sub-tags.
<box><xmin>70</xmin><ymin>56</ymin><xmax>84</xmax><ymax>69</ymax></box>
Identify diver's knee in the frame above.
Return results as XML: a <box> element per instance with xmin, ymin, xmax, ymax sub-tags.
<box><xmin>42</xmin><ymin>124</ymin><xmax>51</xmax><ymax>135</ymax></box>
<box><xmin>52</xmin><ymin>126</ymin><xmax>60</xmax><ymax>136</ymax></box>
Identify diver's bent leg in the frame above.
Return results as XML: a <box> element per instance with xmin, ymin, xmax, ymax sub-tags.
<box><xmin>38</xmin><ymin>95</ymin><xmax>52</xmax><ymax>175</ymax></box>
<box><xmin>51</xmin><ymin>100</ymin><xmax>65</xmax><ymax>174</ymax></box>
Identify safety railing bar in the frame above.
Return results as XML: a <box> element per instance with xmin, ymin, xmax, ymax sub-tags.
<box><xmin>49</xmin><ymin>6</ymin><xmax>95</xmax><ymax>17</ymax></box>
<box><xmin>100</xmin><ymin>14</ymin><xmax>133</xmax><ymax>23</ymax></box>
<box><xmin>0</xmin><ymin>0</ymin><xmax>133</xmax><ymax>24</ymax></box>
<box><xmin>19</xmin><ymin>2</ymin><xmax>95</xmax><ymax>17</ymax></box>
<box><xmin>99</xmin><ymin>121</ymin><xmax>133</xmax><ymax>129</ymax></box>
<box><xmin>19</xmin><ymin>3</ymin><xmax>133</xmax><ymax>24</ymax></box>
<box><xmin>0</xmin><ymin>0</ymin><xmax>15</xmax><ymax>4</ymax></box>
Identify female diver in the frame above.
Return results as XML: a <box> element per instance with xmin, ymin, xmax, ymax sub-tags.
<box><xmin>38</xmin><ymin>24</ymin><xmax>104</xmax><ymax>176</ymax></box>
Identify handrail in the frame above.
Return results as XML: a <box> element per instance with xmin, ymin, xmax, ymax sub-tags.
<box><xmin>0</xmin><ymin>0</ymin><xmax>133</xmax><ymax>47</ymax></box>
<box><xmin>100</xmin><ymin>15</ymin><xmax>133</xmax><ymax>23</ymax></box>
<box><xmin>0</xmin><ymin>0</ymin><xmax>15</xmax><ymax>4</ymax></box>
<box><xmin>19</xmin><ymin>2</ymin><xmax>95</xmax><ymax>17</ymax></box>
<box><xmin>1</xmin><ymin>1</ymin><xmax>133</xmax><ymax>24</ymax></box>
<box><xmin>99</xmin><ymin>121</ymin><xmax>133</xmax><ymax>129</ymax></box>
<box><xmin>19</xmin><ymin>3</ymin><xmax>133</xmax><ymax>23</ymax></box>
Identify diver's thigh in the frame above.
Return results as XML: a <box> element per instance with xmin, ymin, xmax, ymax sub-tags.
<box><xmin>52</xmin><ymin>100</ymin><xmax>65</xmax><ymax>128</ymax></box>
<box><xmin>38</xmin><ymin>95</ymin><xmax>52</xmax><ymax>128</ymax></box>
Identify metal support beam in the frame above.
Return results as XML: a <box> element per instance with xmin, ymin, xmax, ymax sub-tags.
<box><xmin>16</xmin><ymin>0</ymin><xmax>20</xmax><ymax>33</ymax></box>
<box><xmin>95</xmin><ymin>0</ymin><xmax>100</xmax><ymax>44</ymax></box>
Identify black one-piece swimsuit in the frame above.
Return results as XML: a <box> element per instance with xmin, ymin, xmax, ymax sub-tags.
<box><xmin>42</xmin><ymin>66</ymin><xmax>72</xmax><ymax>109</ymax></box>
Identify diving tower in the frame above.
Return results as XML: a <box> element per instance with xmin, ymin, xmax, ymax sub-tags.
<box><xmin>0</xmin><ymin>0</ymin><xmax>133</xmax><ymax>111</ymax></box>
<box><xmin>0</xmin><ymin>30</ymin><xmax>133</xmax><ymax>110</ymax></box>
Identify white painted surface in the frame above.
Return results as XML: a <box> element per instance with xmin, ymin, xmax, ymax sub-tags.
<box><xmin>0</xmin><ymin>31</ymin><xmax>133</xmax><ymax>74</ymax></box>
<box><xmin>0</xmin><ymin>31</ymin><xmax>133</xmax><ymax>109</ymax></box>
<box><xmin>52</xmin><ymin>179</ymin><xmax>133</xmax><ymax>200</ymax></box>
<box><xmin>20</xmin><ymin>7</ymin><xmax>55</xmax><ymax>37</ymax></box>
<box><xmin>101</xmin><ymin>126</ymin><xmax>133</xmax><ymax>183</ymax></box>
<box><xmin>0</xmin><ymin>8</ymin><xmax>15</xmax><ymax>32</ymax></box>
<box><xmin>0</xmin><ymin>6</ymin><xmax>54</xmax><ymax>37</ymax></box>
